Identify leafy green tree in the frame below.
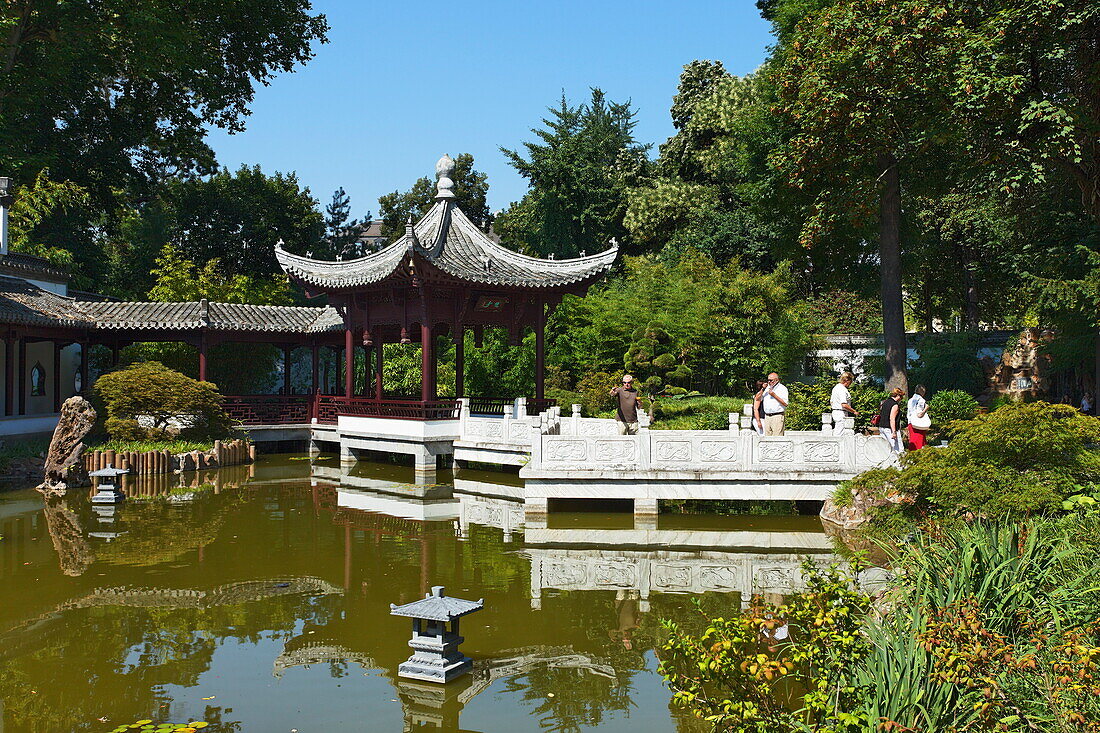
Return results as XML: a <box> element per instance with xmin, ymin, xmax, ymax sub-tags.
<box><xmin>164</xmin><ymin>165</ymin><xmax>326</xmax><ymax>278</ymax></box>
<box><xmin>769</xmin><ymin>0</ymin><xmax>968</xmax><ymax>394</ymax></box>
<box><xmin>801</xmin><ymin>290</ymin><xmax>881</xmax><ymax>335</ymax></box>
<box><xmin>93</xmin><ymin>361</ymin><xmax>235</xmax><ymax>441</ymax></box>
<box><xmin>497</xmin><ymin>89</ymin><xmax>650</xmax><ymax>257</ymax></box>
<box><xmin>377</xmin><ymin>153</ymin><xmax>490</xmax><ymax>240</ymax></box>
<box><xmin>324</xmin><ymin>187</ymin><xmax>368</xmax><ymax>259</ymax></box>
<box><xmin>0</xmin><ymin>0</ymin><xmax>327</xmax><ymax>209</ymax></box>
<box><xmin>5</xmin><ymin>169</ymin><xmax>89</xmax><ymax>270</ymax></box>
<box><xmin>548</xmin><ymin>250</ymin><xmax>810</xmax><ymax>395</ymax></box>
<box><xmin>624</xmin><ymin>324</ymin><xmax>691</xmax><ymax>394</ymax></box>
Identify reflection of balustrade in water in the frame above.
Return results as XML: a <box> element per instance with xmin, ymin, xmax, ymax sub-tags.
<box><xmin>527</xmin><ymin>545</ymin><xmax>838</xmax><ymax>611</ymax></box>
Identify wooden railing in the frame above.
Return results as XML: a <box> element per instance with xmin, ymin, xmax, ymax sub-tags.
<box><xmin>526</xmin><ymin>398</ymin><xmax>557</xmax><ymax>416</ymax></box>
<box><xmin>467</xmin><ymin>398</ymin><xmax>515</xmax><ymax>416</ymax></box>
<box><xmin>224</xmin><ymin>395</ymin><xmax>313</xmax><ymax>425</ymax></box>
<box><xmin>466</xmin><ymin>397</ymin><xmax>558</xmax><ymax>417</ymax></box>
<box><xmin>225</xmin><ymin>394</ymin><xmax>557</xmax><ymax>424</ymax></box>
<box><xmin>315</xmin><ymin>395</ymin><xmax>460</xmax><ymax>422</ymax></box>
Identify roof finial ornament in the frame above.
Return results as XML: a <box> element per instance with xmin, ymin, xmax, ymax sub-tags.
<box><xmin>405</xmin><ymin>215</ymin><xmax>415</xmax><ymax>237</ymax></box>
<box><xmin>435</xmin><ymin>154</ymin><xmax>456</xmax><ymax>200</ymax></box>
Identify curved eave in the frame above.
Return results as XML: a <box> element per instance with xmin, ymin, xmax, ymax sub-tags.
<box><xmin>275</xmin><ymin>243</ymin><xmax>409</xmax><ymax>290</ymax></box>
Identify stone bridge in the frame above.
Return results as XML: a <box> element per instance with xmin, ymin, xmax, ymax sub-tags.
<box><xmin>520</xmin><ymin>409</ymin><xmax>898</xmax><ymax>516</ymax></box>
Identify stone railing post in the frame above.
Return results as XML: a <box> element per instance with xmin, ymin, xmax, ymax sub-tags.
<box><xmin>570</xmin><ymin>403</ymin><xmax>581</xmax><ymax>436</ymax></box>
<box><xmin>821</xmin><ymin>412</ymin><xmax>833</xmax><ymax>433</ymax></box>
<box><xmin>639</xmin><ymin>410</ymin><xmax>651</xmax><ymax>432</ymax></box>
<box><xmin>514</xmin><ymin>397</ymin><xmax>527</xmax><ymax>419</ymax></box>
<box><xmin>529</xmin><ymin>421</ymin><xmax>543</xmax><ymax>470</ymax></box>
<box><xmin>458</xmin><ymin>397</ymin><xmax>471</xmax><ymax>437</ymax></box>
<box><xmin>729</xmin><ymin>412</ymin><xmax>739</xmax><ymax>431</ymax></box>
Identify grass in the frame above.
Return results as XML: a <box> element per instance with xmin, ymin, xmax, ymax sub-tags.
<box><xmin>651</xmin><ymin>395</ymin><xmax>747</xmax><ymax>430</ymax></box>
<box><xmin>0</xmin><ymin>437</ymin><xmax>50</xmax><ymax>472</ymax></box>
<box><xmin>87</xmin><ymin>438</ymin><xmax>216</xmax><ymax>454</ymax></box>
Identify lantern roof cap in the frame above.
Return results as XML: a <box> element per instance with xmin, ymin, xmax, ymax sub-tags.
<box><xmin>89</xmin><ymin>464</ymin><xmax>129</xmax><ymax>478</ymax></box>
<box><xmin>390</xmin><ymin>586</ymin><xmax>483</xmax><ymax>621</ymax></box>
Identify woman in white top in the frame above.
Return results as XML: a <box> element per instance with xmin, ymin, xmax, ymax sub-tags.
<box><xmin>830</xmin><ymin>372</ymin><xmax>859</xmax><ymax>433</ymax></box>
<box><xmin>907</xmin><ymin>384</ymin><xmax>930</xmax><ymax>450</ymax></box>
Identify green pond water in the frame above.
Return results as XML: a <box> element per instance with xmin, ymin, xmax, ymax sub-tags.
<box><xmin>0</xmin><ymin>453</ymin><xmax>835</xmax><ymax>733</ymax></box>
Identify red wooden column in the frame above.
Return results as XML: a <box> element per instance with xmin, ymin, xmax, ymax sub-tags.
<box><xmin>197</xmin><ymin>337</ymin><xmax>207</xmax><ymax>382</ymax></box>
<box><xmin>344</xmin><ymin>326</ymin><xmax>354</xmax><ymax>399</ymax></box>
<box><xmin>454</xmin><ymin>327</ymin><xmax>465</xmax><ymax>398</ymax></box>
<box><xmin>52</xmin><ymin>341</ymin><xmax>62</xmax><ymax>413</ymax></box>
<box><xmin>17</xmin><ymin>338</ymin><xmax>26</xmax><ymax>415</ymax></box>
<box><xmin>420</xmin><ymin>323</ymin><xmax>435</xmax><ymax>401</ymax></box>
<box><xmin>3</xmin><ymin>336</ymin><xmax>13</xmax><ymax>416</ymax></box>
<box><xmin>374</xmin><ymin>338</ymin><xmax>384</xmax><ymax>400</ymax></box>
<box><xmin>535</xmin><ymin>299</ymin><xmax>546</xmax><ymax>400</ymax></box>
<box><xmin>310</xmin><ymin>345</ymin><xmax>319</xmax><ymax>394</ymax></box>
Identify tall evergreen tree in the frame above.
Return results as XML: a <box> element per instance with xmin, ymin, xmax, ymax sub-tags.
<box><xmin>377</xmin><ymin>153</ymin><xmax>490</xmax><ymax>241</ymax></box>
<box><xmin>324</xmin><ymin>187</ymin><xmax>367</xmax><ymax>259</ymax></box>
<box><xmin>496</xmin><ymin>89</ymin><xmax>651</xmax><ymax>258</ymax></box>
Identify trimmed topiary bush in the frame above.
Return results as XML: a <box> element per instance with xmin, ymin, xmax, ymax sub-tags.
<box><xmin>93</xmin><ymin>361</ymin><xmax>235</xmax><ymax>442</ymax></box>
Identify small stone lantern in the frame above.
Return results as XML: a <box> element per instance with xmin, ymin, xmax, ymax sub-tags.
<box><xmin>390</xmin><ymin>585</ymin><xmax>483</xmax><ymax>683</ymax></box>
<box><xmin>89</xmin><ymin>464</ymin><xmax>129</xmax><ymax>504</ymax></box>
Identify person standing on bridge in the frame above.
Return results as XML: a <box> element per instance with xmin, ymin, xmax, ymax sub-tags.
<box><xmin>830</xmin><ymin>372</ymin><xmax>859</xmax><ymax>433</ymax></box>
<box><xmin>760</xmin><ymin>372</ymin><xmax>788</xmax><ymax>436</ymax></box>
<box><xmin>609</xmin><ymin>374</ymin><xmax>642</xmax><ymax>435</ymax></box>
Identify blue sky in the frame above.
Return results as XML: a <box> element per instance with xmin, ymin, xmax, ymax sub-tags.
<box><xmin>205</xmin><ymin>1</ymin><xmax>775</xmax><ymax>216</ymax></box>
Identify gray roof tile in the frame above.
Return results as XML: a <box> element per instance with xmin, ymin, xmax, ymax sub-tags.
<box><xmin>276</xmin><ymin>200</ymin><xmax>617</xmax><ymax>290</ymax></box>
<box><xmin>390</xmin><ymin>586</ymin><xmax>483</xmax><ymax>622</ymax></box>
<box><xmin>0</xmin><ymin>278</ymin><xmax>343</xmax><ymax>334</ymax></box>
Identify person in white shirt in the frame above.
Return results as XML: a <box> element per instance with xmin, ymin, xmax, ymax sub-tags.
<box><xmin>759</xmin><ymin>372</ymin><xmax>789</xmax><ymax>436</ymax></box>
<box><xmin>830</xmin><ymin>372</ymin><xmax>859</xmax><ymax>433</ymax></box>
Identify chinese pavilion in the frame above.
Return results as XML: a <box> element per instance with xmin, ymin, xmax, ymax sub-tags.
<box><xmin>275</xmin><ymin>155</ymin><xmax>617</xmax><ymax>405</ymax></box>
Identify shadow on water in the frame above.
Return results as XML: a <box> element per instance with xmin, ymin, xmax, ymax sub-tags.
<box><xmin>0</xmin><ymin>451</ymin><xmax>836</xmax><ymax>733</ymax></box>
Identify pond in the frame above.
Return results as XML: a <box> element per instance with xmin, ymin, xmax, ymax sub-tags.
<box><xmin>0</xmin><ymin>453</ymin><xmax>837</xmax><ymax>732</ymax></box>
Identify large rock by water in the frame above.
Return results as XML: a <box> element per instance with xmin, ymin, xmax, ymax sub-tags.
<box><xmin>37</xmin><ymin>396</ymin><xmax>97</xmax><ymax>497</ymax></box>
<box><xmin>820</xmin><ymin>484</ymin><xmax>907</xmax><ymax>530</ymax></box>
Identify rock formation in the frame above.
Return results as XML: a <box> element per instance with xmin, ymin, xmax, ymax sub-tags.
<box><xmin>37</xmin><ymin>396</ymin><xmax>97</xmax><ymax>497</ymax></box>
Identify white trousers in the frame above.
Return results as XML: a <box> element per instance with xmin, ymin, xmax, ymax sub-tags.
<box><xmin>880</xmin><ymin>427</ymin><xmax>903</xmax><ymax>452</ymax></box>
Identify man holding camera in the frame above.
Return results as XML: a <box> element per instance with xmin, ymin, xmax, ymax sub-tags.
<box><xmin>609</xmin><ymin>374</ymin><xmax>642</xmax><ymax>435</ymax></box>
<box><xmin>759</xmin><ymin>372</ymin><xmax>788</xmax><ymax>436</ymax></box>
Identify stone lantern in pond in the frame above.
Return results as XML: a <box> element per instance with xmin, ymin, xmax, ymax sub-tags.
<box><xmin>390</xmin><ymin>585</ymin><xmax>483</xmax><ymax>683</ymax></box>
<box><xmin>89</xmin><ymin>464</ymin><xmax>128</xmax><ymax>504</ymax></box>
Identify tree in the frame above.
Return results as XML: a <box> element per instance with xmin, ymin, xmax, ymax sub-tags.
<box><xmin>324</xmin><ymin>187</ymin><xmax>368</xmax><ymax>259</ymax></box>
<box><xmin>496</xmin><ymin>90</ymin><xmax>650</xmax><ymax>258</ymax></box>
<box><xmin>377</xmin><ymin>153</ymin><xmax>490</xmax><ymax>241</ymax></box>
<box><xmin>0</xmin><ymin>0</ymin><xmax>328</xmax><ymax>203</ymax></box>
<box><xmin>165</xmin><ymin>165</ymin><xmax>326</xmax><ymax>278</ymax></box>
<box><xmin>769</xmin><ymin>0</ymin><xmax>968</xmax><ymax>393</ymax></box>
<box><xmin>92</xmin><ymin>361</ymin><xmax>235</xmax><ymax>441</ymax></box>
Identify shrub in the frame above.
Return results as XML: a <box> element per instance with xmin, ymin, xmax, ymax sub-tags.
<box><xmin>927</xmin><ymin>389</ymin><xmax>980</xmax><ymax>430</ymax></box>
<box><xmin>93</xmin><ymin>361</ymin><xmax>235</xmax><ymax>442</ymax></box>
<box><xmin>908</xmin><ymin>333</ymin><xmax>986</xmax><ymax>395</ymax></box>
<box><xmin>574</xmin><ymin>371</ymin><xmax>616</xmax><ymax>417</ymax></box>
<box><xmin>852</xmin><ymin>401</ymin><xmax>1100</xmax><ymax>517</ymax></box>
<box><xmin>785</xmin><ymin>382</ymin><xmax>886</xmax><ymax>431</ymax></box>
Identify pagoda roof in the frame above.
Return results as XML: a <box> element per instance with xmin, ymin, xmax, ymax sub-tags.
<box><xmin>390</xmin><ymin>586</ymin><xmax>483</xmax><ymax>622</ymax></box>
<box><xmin>275</xmin><ymin>156</ymin><xmax>618</xmax><ymax>292</ymax></box>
